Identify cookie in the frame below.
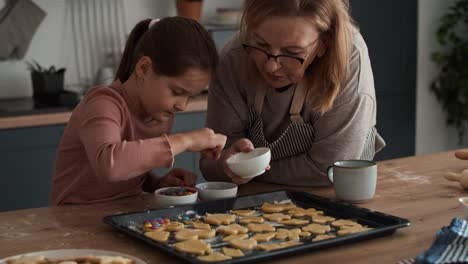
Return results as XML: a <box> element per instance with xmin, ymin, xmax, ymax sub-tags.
<box><xmin>257</xmin><ymin>241</ymin><xmax>303</xmax><ymax>252</ymax></box>
<box><xmin>263</xmin><ymin>213</ymin><xmax>291</xmax><ymax>222</ymax></box>
<box><xmin>144</xmin><ymin>230</ymin><xmax>170</xmax><ymax>242</ymax></box>
<box><xmin>291</xmin><ymin>228</ymin><xmax>312</xmax><ymax>238</ymax></box>
<box><xmin>173</xmin><ymin>239</ymin><xmax>212</xmax><ymax>255</ymax></box>
<box><xmin>247</xmin><ymin>223</ymin><xmax>276</xmax><ymax>233</ymax></box>
<box><xmin>217</xmin><ymin>224</ymin><xmax>249</xmax><ymax>235</ymax></box>
<box><xmin>331</xmin><ymin>219</ymin><xmax>361</xmax><ymax>228</ymax></box>
<box><xmin>287</xmin><ymin>208</ymin><xmax>324</xmax><ymax>217</ymax></box>
<box><xmin>222</xmin><ymin>233</ymin><xmax>248</xmax><ymax>242</ymax></box>
<box><xmin>312</xmin><ymin>234</ymin><xmax>336</xmax><ymax>241</ymax></box>
<box><xmin>197</xmin><ymin>253</ymin><xmax>232</xmax><ymax>262</ymax></box>
<box><xmin>251</xmin><ymin>232</ymin><xmax>276</xmax><ymax>242</ymax></box>
<box><xmin>261</xmin><ymin>202</ymin><xmax>296</xmax><ymax>213</ymax></box>
<box><xmin>301</xmin><ymin>223</ymin><xmax>331</xmax><ymax>234</ymax></box>
<box><xmin>222</xmin><ymin>247</ymin><xmax>245</xmax><ymax>257</ymax></box>
<box><xmin>175</xmin><ymin>229</ymin><xmax>216</xmax><ymax>241</ymax></box>
<box><xmin>275</xmin><ymin>228</ymin><xmax>300</xmax><ymax>241</ymax></box>
<box><xmin>337</xmin><ymin>226</ymin><xmax>372</xmax><ymax>236</ymax></box>
<box><xmin>229</xmin><ymin>238</ymin><xmax>258</xmax><ymax>250</ymax></box>
<box><xmin>232</xmin><ymin>209</ymin><xmax>256</xmax><ymax>216</ymax></box>
<box><xmin>280</xmin><ymin>219</ymin><xmax>309</xmax><ymax>226</ymax></box>
<box><xmin>163</xmin><ymin>221</ymin><xmax>185</xmax><ymax>231</ymax></box>
<box><xmin>239</xmin><ymin>216</ymin><xmax>265</xmax><ymax>224</ymax></box>
<box><xmin>204</xmin><ymin>214</ymin><xmax>236</xmax><ymax>225</ymax></box>
<box><xmin>311</xmin><ymin>215</ymin><xmax>336</xmax><ymax>224</ymax></box>
<box><xmin>192</xmin><ymin>222</ymin><xmax>211</xmax><ymax>230</ymax></box>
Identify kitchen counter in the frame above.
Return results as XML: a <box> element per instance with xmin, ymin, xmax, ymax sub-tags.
<box><xmin>0</xmin><ymin>150</ymin><xmax>467</xmax><ymax>262</ymax></box>
<box><xmin>0</xmin><ymin>94</ymin><xmax>208</xmax><ymax>130</ymax></box>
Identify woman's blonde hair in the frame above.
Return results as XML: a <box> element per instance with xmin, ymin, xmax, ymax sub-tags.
<box><xmin>240</xmin><ymin>0</ymin><xmax>354</xmax><ymax>113</ymax></box>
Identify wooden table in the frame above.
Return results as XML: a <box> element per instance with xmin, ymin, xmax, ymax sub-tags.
<box><xmin>1</xmin><ymin>150</ymin><xmax>467</xmax><ymax>263</ymax></box>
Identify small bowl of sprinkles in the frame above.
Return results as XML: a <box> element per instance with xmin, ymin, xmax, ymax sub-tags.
<box><xmin>154</xmin><ymin>186</ymin><xmax>198</xmax><ymax>208</ymax></box>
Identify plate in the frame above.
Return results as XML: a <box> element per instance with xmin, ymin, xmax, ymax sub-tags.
<box><xmin>0</xmin><ymin>249</ymin><xmax>146</xmax><ymax>264</ymax></box>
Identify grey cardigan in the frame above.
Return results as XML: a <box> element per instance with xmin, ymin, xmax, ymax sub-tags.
<box><xmin>200</xmin><ymin>30</ymin><xmax>385</xmax><ymax>186</ymax></box>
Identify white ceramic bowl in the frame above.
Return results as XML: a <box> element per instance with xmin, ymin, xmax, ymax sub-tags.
<box><xmin>459</xmin><ymin>197</ymin><xmax>468</xmax><ymax>218</ymax></box>
<box><xmin>154</xmin><ymin>187</ymin><xmax>198</xmax><ymax>208</ymax></box>
<box><xmin>196</xmin><ymin>182</ymin><xmax>238</xmax><ymax>201</ymax></box>
<box><xmin>226</xmin><ymin>147</ymin><xmax>271</xmax><ymax>178</ymax></box>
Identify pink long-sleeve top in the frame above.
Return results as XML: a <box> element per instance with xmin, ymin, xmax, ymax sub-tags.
<box><xmin>50</xmin><ymin>81</ymin><xmax>174</xmax><ymax>205</ymax></box>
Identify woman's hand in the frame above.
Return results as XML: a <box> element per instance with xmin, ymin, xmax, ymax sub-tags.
<box><xmin>221</xmin><ymin>138</ymin><xmax>270</xmax><ymax>185</ymax></box>
<box><xmin>158</xmin><ymin>168</ymin><xmax>197</xmax><ymax>187</ymax></box>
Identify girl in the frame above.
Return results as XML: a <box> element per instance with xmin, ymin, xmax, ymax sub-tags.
<box><xmin>200</xmin><ymin>0</ymin><xmax>385</xmax><ymax>186</ymax></box>
<box><xmin>51</xmin><ymin>17</ymin><xmax>226</xmax><ymax>205</ymax></box>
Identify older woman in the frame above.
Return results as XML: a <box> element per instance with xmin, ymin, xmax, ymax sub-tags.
<box><xmin>200</xmin><ymin>0</ymin><xmax>385</xmax><ymax>186</ymax></box>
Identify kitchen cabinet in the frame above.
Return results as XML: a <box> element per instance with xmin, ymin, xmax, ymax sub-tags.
<box><xmin>0</xmin><ymin>111</ymin><xmax>207</xmax><ymax>212</ymax></box>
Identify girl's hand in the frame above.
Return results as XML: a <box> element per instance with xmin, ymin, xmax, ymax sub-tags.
<box><xmin>185</xmin><ymin>128</ymin><xmax>227</xmax><ymax>155</ymax></box>
<box><xmin>221</xmin><ymin>138</ymin><xmax>269</xmax><ymax>185</ymax></box>
<box><xmin>158</xmin><ymin>168</ymin><xmax>197</xmax><ymax>187</ymax></box>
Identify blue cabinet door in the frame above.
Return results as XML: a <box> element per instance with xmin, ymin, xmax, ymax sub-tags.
<box><xmin>0</xmin><ymin>124</ymin><xmax>65</xmax><ymax>211</ymax></box>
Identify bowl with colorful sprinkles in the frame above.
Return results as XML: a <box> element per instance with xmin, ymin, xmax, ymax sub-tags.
<box><xmin>154</xmin><ymin>186</ymin><xmax>198</xmax><ymax>208</ymax></box>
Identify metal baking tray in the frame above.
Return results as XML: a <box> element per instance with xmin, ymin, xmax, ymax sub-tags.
<box><xmin>103</xmin><ymin>190</ymin><xmax>410</xmax><ymax>263</ymax></box>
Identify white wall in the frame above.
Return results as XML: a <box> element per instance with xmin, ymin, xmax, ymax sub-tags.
<box><xmin>0</xmin><ymin>0</ymin><xmax>242</xmax><ymax>99</ymax></box>
<box><xmin>415</xmin><ymin>0</ymin><xmax>468</xmax><ymax>154</ymax></box>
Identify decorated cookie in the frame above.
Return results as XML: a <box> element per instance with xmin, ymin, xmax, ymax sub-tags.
<box><xmin>229</xmin><ymin>238</ymin><xmax>258</xmax><ymax>250</ymax></box>
<box><xmin>239</xmin><ymin>216</ymin><xmax>265</xmax><ymax>224</ymax></box>
<box><xmin>173</xmin><ymin>239</ymin><xmax>212</xmax><ymax>255</ymax></box>
<box><xmin>312</xmin><ymin>234</ymin><xmax>336</xmax><ymax>241</ymax></box>
<box><xmin>280</xmin><ymin>219</ymin><xmax>309</xmax><ymax>226</ymax></box>
<box><xmin>204</xmin><ymin>214</ymin><xmax>236</xmax><ymax>225</ymax></box>
<box><xmin>263</xmin><ymin>213</ymin><xmax>291</xmax><ymax>222</ymax></box>
<box><xmin>192</xmin><ymin>222</ymin><xmax>211</xmax><ymax>230</ymax></box>
<box><xmin>144</xmin><ymin>230</ymin><xmax>170</xmax><ymax>242</ymax></box>
<box><xmin>197</xmin><ymin>253</ymin><xmax>232</xmax><ymax>262</ymax></box>
<box><xmin>287</xmin><ymin>208</ymin><xmax>324</xmax><ymax>217</ymax></box>
<box><xmin>217</xmin><ymin>224</ymin><xmax>249</xmax><ymax>235</ymax></box>
<box><xmin>301</xmin><ymin>223</ymin><xmax>331</xmax><ymax>234</ymax></box>
<box><xmin>251</xmin><ymin>232</ymin><xmax>276</xmax><ymax>242</ymax></box>
<box><xmin>222</xmin><ymin>247</ymin><xmax>245</xmax><ymax>257</ymax></box>
<box><xmin>311</xmin><ymin>215</ymin><xmax>336</xmax><ymax>224</ymax></box>
<box><xmin>247</xmin><ymin>223</ymin><xmax>276</xmax><ymax>233</ymax></box>
<box><xmin>222</xmin><ymin>233</ymin><xmax>249</xmax><ymax>242</ymax></box>
<box><xmin>261</xmin><ymin>202</ymin><xmax>296</xmax><ymax>213</ymax></box>
<box><xmin>232</xmin><ymin>209</ymin><xmax>256</xmax><ymax>216</ymax></box>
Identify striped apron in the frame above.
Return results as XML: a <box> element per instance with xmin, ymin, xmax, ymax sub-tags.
<box><xmin>247</xmin><ymin>82</ymin><xmax>315</xmax><ymax>161</ymax></box>
<box><xmin>247</xmin><ymin>83</ymin><xmax>384</xmax><ymax>161</ymax></box>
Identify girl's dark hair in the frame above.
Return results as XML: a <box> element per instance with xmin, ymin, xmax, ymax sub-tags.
<box><xmin>115</xmin><ymin>17</ymin><xmax>218</xmax><ymax>82</ymax></box>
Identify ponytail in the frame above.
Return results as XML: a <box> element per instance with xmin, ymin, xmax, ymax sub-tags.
<box><xmin>115</xmin><ymin>17</ymin><xmax>218</xmax><ymax>83</ymax></box>
<box><xmin>115</xmin><ymin>19</ymin><xmax>151</xmax><ymax>82</ymax></box>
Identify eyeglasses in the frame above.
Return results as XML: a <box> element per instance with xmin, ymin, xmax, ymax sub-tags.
<box><xmin>242</xmin><ymin>43</ymin><xmax>306</xmax><ymax>70</ymax></box>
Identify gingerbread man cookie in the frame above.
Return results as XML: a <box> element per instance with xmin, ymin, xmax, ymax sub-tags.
<box><xmin>247</xmin><ymin>223</ymin><xmax>276</xmax><ymax>233</ymax></box>
<box><xmin>302</xmin><ymin>223</ymin><xmax>331</xmax><ymax>234</ymax></box>
<box><xmin>204</xmin><ymin>214</ymin><xmax>236</xmax><ymax>225</ymax></box>
<box><xmin>197</xmin><ymin>253</ymin><xmax>232</xmax><ymax>262</ymax></box>
<box><xmin>232</xmin><ymin>209</ymin><xmax>256</xmax><ymax>216</ymax></box>
<box><xmin>263</xmin><ymin>213</ymin><xmax>291</xmax><ymax>222</ymax></box>
<box><xmin>173</xmin><ymin>239</ymin><xmax>212</xmax><ymax>255</ymax></box>
<box><xmin>239</xmin><ymin>216</ymin><xmax>265</xmax><ymax>224</ymax></box>
<box><xmin>217</xmin><ymin>224</ymin><xmax>249</xmax><ymax>235</ymax></box>
<box><xmin>229</xmin><ymin>238</ymin><xmax>258</xmax><ymax>250</ymax></box>
<box><xmin>261</xmin><ymin>202</ymin><xmax>296</xmax><ymax>213</ymax></box>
